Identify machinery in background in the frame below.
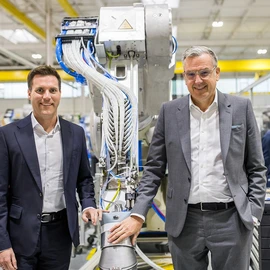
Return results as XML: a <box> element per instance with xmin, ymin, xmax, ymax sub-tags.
<box><xmin>262</xmin><ymin>108</ymin><xmax>270</xmax><ymax>136</ymax></box>
<box><xmin>1</xmin><ymin>104</ymin><xmax>32</xmax><ymax>126</ymax></box>
<box><xmin>1</xmin><ymin>108</ymin><xmax>14</xmax><ymax>126</ymax></box>
<box><xmin>56</xmin><ymin>3</ymin><xmax>176</xmax><ymax>269</ymax></box>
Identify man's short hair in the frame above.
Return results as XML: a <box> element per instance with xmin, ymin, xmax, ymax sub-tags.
<box><xmin>182</xmin><ymin>46</ymin><xmax>218</xmax><ymax>67</ymax></box>
<box><xmin>27</xmin><ymin>65</ymin><xmax>61</xmax><ymax>91</ymax></box>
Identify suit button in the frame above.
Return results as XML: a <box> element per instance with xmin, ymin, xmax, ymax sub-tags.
<box><xmin>39</xmin><ymin>193</ymin><xmax>42</xmax><ymax>197</ymax></box>
<box><xmin>184</xmin><ymin>199</ymin><xmax>188</xmax><ymax>204</ymax></box>
<box><xmin>37</xmin><ymin>214</ymin><xmax>41</xmax><ymax>219</ymax></box>
<box><xmin>188</xmin><ymin>177</ymin><xmax>191</xmax><ymax>182</ymax></box>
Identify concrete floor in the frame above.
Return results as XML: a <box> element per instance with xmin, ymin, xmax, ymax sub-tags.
<box><xmin>68</xmin><ymin>251</ymin><xmax>255</xmax><ymax>270</ymax></box>
<box><xmin>69</xmin><ymin>252</ymin><xmax>89</xmax><ymax>270</ymax></box>
<box><xmin>0</xmin><ymin>251</ymin><xmax>254</xmax><ymax>270</ymax></box>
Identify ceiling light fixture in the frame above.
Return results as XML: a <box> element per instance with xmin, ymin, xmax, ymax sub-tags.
<box><xmin>257</xmin><ymin>49</ymin><xmax>267</xmax><ymax>55</ymax></box>
<box><xmin>0</xmin><ymin>29</ymin><xmax>39</xmax><ymax>44</ymax></box>
<box><xmin>212</xmin><ymin>21</ymin><xmax>223</xmax><ymax>27</ymax></box>
<box><xmin>32</xmin><ymin>54</ymin><xmax>42</xmax><ymax>59</ymax></box>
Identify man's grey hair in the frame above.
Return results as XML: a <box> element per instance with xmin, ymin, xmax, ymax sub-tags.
<box><xmin>182</xmin><ymin>46</ymin><xmax>218</xmax><ymax>67</ymax></box>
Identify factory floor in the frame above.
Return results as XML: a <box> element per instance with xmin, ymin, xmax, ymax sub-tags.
<box><xmin>69</xmin><ymin>252</ymin><xmax>89</xmax><ymax>270</ymax></box>
<box><xmin>69</xmin><ymin>250</ymin><xmax>174</xmax><ymax>270</ymax></box>
<box><xmin>0</xmin><ymin>253</ymin><xmax>254</xmax><ymax>270</ymax></box>
<box><xmin>69</xmin><ymin>249</ymin><xmax>255</xmax><ymax>270</ymax></box>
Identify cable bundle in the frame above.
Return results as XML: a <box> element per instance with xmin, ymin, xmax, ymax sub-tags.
<box><xmin>56</xmin><ymin>38</ymin><xmax>137</xmax><ymax>172</ymax></box>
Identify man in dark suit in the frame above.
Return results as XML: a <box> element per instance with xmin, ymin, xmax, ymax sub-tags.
<box><xmin>0</xmin><ymin>65</ymin><xmax>101</xmax><ymax>270</ymax></box>
<box><xmin>262</xmin><ymin>129</ymin><xmax>270</xmax><ymax>187</ymax></box>
<box><xmin>108</xmin><ymin>46</ymin><xmax>267</xmax><ymax>269</ymax></box>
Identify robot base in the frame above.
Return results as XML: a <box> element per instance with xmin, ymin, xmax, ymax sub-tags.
<box><xmin>99</xmin><ymin>245</ymin><xmax>137</xmax><ymax>270</ymax></box>
<box><xmin>99</xmin><ymin>212</ymin><xmax>137</xmax><ymax>270</ymax></box>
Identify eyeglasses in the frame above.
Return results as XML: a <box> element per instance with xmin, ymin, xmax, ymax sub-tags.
<box><xmin>184</xmin><ymin>66</ymin><xmax>217</xmax><ymax>80</ymax></box>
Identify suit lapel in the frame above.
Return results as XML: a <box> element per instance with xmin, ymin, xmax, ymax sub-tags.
<box><xmin>176</xmin><ymin>96</ymin><xmax>191</xmax><ymax>173</ymax></box>
<box><xmin>218</xmin><ymin>91</ymin><xmax>232</xmax><ymax>165</ymax></box>
<box><xmin>60</xmin><ymin>118</ymin><xmax>73</xmax><ymax>184</ymax></box>
<box><xmin>15</xmin><ymin>114</ymin><xmax>42</xmax><ymax>192</ymax></box>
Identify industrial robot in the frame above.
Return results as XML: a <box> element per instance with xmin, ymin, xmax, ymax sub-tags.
<box><xmin>56</xmin><ymin>3</ymin><xmax>176</xmax><ymax>269</ymax></box>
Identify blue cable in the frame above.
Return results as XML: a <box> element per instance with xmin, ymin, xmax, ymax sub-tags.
<box><xmin>172</xmin><ymin>35</ymin><xmax>178</xmax><ymax>55</ymax></box>
<box><xmin>55</xmin><ymin>38</ymin><xmax>86</xmax><ymax>84</ymax></box>
<box><xmin>152</xmin><ymin>202</ymin><xmax>166</xmax><ymax>222</ymax></box>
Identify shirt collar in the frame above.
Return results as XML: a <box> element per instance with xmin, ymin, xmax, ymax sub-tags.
<box><xmin>189</xmin><ymin>89</ymin><xmax>218</xmax><ymax>112</ymax></box>
<box><xmin>31</xmin><ymin>112</ymin><xmax>61</xmax><ymax>135</ymax></box>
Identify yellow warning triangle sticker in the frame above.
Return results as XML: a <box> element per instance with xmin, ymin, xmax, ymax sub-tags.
<box><xmin>119</xmin><ymin>19</ymin><xmax>133</xmax><ymax>29</ymax></box>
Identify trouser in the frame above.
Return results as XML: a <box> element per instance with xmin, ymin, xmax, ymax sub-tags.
<box><xmin>16</xmin><ymin>214</ymin><xmax>72</xmax><ymax>270</ymax></box>
<box><xmin>168</xmin><ymin>206</ymin><xmax>253</xmax><ymax>270</ymax></box>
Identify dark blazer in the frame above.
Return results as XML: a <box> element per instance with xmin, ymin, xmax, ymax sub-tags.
<box><xmin>132</xmin><ymin>90</ymin><xmax>266</xmax><ymax>237</ymax></box>
<box><xmin>262</xmin><ymin>130</ymin><xmax>270</xmax><ymax>180</ymax></box>
<box><xmin>0</xmin><ymin>114</ymin><xmax>96</xmax><ymax>256</ymax></box>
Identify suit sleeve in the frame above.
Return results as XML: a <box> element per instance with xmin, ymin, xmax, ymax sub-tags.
<box><xmin>0</xmin><ymin>129</ymin><xmax>12</xmax><ymax>251</ymax></box>
<box><xmin>245</xmin><ymin>99</ymin><xmax>267</xmax><ymax>220</ymax></box>
<box><xmin>131</xmin><ymin>104</ymin><xmax>167</xmax><ymax>217</ymax></box>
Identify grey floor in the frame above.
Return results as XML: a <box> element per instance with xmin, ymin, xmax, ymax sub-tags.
<box><xmin>0</xmin><ymin>251</ymin><xmax>254</xmax><ymax>270</ymax></box>
<box><xmin>68</xmin><ymin>251</ymin><xmax>254</xmax><ymax>270</ymax></box>
<box><xmin>69</xmin><ymin>252</ymin><xmax>90</xmax><ymax>270</ymax></box>
<box><xmin>69</xmin><ymin>243</ymin><xmax>97</xmax><ymax>270</ymax></box>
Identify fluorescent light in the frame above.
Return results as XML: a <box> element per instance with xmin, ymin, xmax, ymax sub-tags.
<box><xmin>141</xmin><ymin>0</ymin><xmax>180</xmax><ymax>8</ymax></box>
<box><xmin>32</xmin><ymin>54</ymin><xmax>42</xmax><ymax>59</ymax></box>
<box><xmin>167</xmin><ymin>0</ymin><xmax>180</xmax><ymax>8</ymax></box>
<box><xmin>257</xmin><ymin>49</ymin><xmax>267</xmax><ymax>55</ymax></box>
<box><xmin>0</xmin><ymin>29</ymin><xmax>39</xmax><ymax>44</ymax></box>
<box><xmin>212</xmin><ymin>21</ymin><xmax>223</xmax><ymax>27</ymax></box>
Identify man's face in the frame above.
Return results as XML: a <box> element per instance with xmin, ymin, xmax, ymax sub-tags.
<box><xmin>183</xmin><ymin>53</ymin><xmax>220</xmax><ymax>110</ymax></box>
<box><xmin>28</xmin><ymin>75</ymin><xmax>61</xmax><ymax>121</ymax></box>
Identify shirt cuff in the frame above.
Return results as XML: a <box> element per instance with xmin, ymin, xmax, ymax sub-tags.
<box><xmin>252</xmin><ymin>216</ymin><xmax>260</xmax><ymax>226</ymax></box>
<box><xmin>131</xmin><ymin>213</ymin><xmax>145</xmax><ymax>222</ymax></box>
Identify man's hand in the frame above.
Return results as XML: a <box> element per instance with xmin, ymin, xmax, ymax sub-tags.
<box><xmin>0</xmin><ymin>248</ymin><xmax>17</xmax><ymax>270</ymax></box>
<box><xmin>81</xmin><ymin>208</ymin><xmax>103</xmax><ymax>225</ymax></box>
<box><xmin>108</xmin><ymin>216</ymin><xmax>144</xmax><ymax>246</ymax></box>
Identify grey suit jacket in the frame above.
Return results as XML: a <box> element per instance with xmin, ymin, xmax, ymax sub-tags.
<box><xmin>132</xmin><ymin>90</ymin><xmax>266</xmax><ymax>237</ymax></box>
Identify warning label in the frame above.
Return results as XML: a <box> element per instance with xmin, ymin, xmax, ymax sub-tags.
<box><xmin>119</xmin><ymin>19</ymin><xmax>133</xmax><ymax>29</ymax></box>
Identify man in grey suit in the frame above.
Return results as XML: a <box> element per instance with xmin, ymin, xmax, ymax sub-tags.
<box><xmin>108</xmin><ymin>46</ymin><xmax>267</xmax><ymax>269</ymax></box>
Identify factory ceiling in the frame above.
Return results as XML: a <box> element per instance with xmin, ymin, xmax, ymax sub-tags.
<box><xmin>0</xmin><ymin>0</ymin><xmax>269</xmax><ymax>71</ymax></box>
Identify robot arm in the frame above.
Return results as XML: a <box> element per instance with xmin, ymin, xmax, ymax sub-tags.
<box><xmin>56</xmin><ymin>4</ymin><xmax>174</xmax><ymax>210</ymax></box>
<box><xmin>56</xmin><ymin>4</ymin><xmax>175</xmax><ymax>269</ymax></box>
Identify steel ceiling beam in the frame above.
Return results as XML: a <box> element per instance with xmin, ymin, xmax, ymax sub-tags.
<box><xmin>0</xmin><ymin>69</ymin><xmax>73</xmax><ymax>82</ymax></box>
<box><xmin>0</xmin><ymin>47</ymin><xmax>37</xmax><ymax>69</ymax></box>
<box><xmin>176</xmin><ymin>38</ymin><xmax>270</xmax><ymax>47</ymax></box>
<box><xmin>27</xmin><ymin>0</ymin><xmax>60</xmax><ymax>30</ymax></box>
<box><xmin>0</xmin><ymin>59</ymin><xmax>269</xmax><ymax>80</ymax></box>
<box><xmin>0</xmin><ymin>0</ymin><xmax>46</xmax><ymax>41</ymax></box>
<box><xmin>57</xmin><ymin>0</ymin><xmax>79</xmax><ymax>17</ymax></box>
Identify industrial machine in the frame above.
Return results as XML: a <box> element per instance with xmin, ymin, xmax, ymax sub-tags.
<box><xmin>56</xmin><ymin>3</ymin><xmax>176</xmax><ymax>269</ymax></box>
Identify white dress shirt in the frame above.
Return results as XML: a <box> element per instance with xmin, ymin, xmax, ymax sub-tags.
<box><xmin>132</xmin><ymin>93</ymin><xmax>260</xmax><ymax>226</ymax></box>
<box><xmin>188</xmin><ymin>92</ymin><xmax>233</xmax><ymax>204</ymax></box>
<box><xmin>31</xmin><ymin>113</ymin><xmax>66</xmax><ymax>213</ymax></box>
